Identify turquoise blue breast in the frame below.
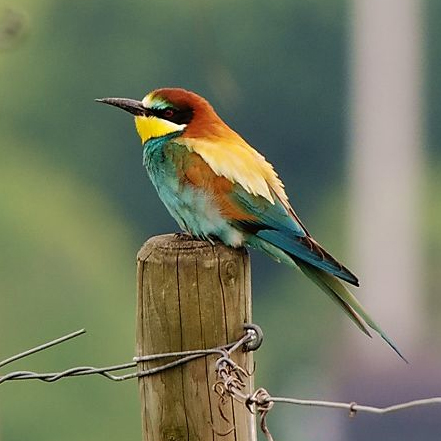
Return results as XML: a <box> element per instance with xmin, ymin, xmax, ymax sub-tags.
<box><xmin>142</xmin><ymin>135</ymin><xmax>244</xmax><ymax>246</ymax></box>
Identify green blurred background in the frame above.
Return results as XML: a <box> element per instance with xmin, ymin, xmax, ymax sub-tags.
<box><xmin>1</xmin><ymin>0</ymin><xmax>440</xmax><ymax>440</ymax></box>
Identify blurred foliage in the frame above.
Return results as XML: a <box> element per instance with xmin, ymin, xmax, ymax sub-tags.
<box><xmin>0</xmin><ymin>139</ymin><xmax>140</xmax><ymax>440</ymax></box>
<box><xmin>0</xmin><ymin>0</ymin><xmax>440</xmax><ymax>440</ymax></box>
<box><xmin>425</xmin><ymin>166</ymin><xmax>441</xmax><ymax>339</ymax></box>
<box><xmin>427</xmin><ymin>0</ymin><xmax>441</xmax><ymax>157</ymax></box>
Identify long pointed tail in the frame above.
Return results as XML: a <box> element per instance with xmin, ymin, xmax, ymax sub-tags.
<box><xmin>295</xmin><ymin>258</ymin><xmax>407</xmax><ymax>363</ymax></box>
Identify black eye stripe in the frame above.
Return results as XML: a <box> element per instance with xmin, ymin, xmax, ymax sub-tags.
<box><xmin>149</xmin><ymin>107</ymin><xmax>194</xmax><ymax>125</ymax></box>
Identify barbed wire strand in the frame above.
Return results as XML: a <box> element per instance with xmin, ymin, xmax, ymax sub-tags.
<box><xmin>2</xmin><ymin>327</ymin><xmax>441</xmax><ymax>441</ymax></box>
<box><xmin>212</xmin><ymin>327</ymin><xmax>441</xmax><ymax>440</ymax></box>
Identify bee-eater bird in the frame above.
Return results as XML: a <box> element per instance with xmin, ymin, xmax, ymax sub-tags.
<box><xmin>96</xmin><ymin>88</ymin><xmax>405</xmax><ymax>361</ymax></box>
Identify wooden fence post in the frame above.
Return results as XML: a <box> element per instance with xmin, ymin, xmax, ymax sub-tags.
<box><xmin>136</xmin><ymin>234</ymin><xmax>256</xmax><ymax>441</ymax></box>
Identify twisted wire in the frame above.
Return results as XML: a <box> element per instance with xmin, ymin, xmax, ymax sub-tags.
<box><xmin>2</xmin><ymin>326</ymin><xmax>441</xmax><ymax>441</ymax></box>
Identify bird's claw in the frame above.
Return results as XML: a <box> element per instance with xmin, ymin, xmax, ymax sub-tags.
<box><xmin>174</xmin><ymin>231</ymin><xmax>195</xmax><ymax>241</ymax></box>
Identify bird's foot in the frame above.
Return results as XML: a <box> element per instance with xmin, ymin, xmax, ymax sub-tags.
<box><xmin>205</xmin><ymin>235</ymin><xmax>216</xmax><ymax>245</ymax></box>
<box><xmin>174</xmin><ymin>231</ymin><xmax>195</xmax><ymax>241</ymax></box>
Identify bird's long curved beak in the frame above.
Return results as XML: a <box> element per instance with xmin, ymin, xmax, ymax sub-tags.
<box><xmin>95</xmin><ymin>97</ymin><xmax>146</xmax><ymax>116</ymax></box>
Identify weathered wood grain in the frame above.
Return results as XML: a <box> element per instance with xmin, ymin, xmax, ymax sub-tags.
<box><xmin>136</xmin><ymin>234</ymin><xmax>255</xmax><ymax>441</ymax></box>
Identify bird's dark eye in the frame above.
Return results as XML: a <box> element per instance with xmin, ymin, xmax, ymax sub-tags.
<box><xmin>163</xmin><ymin>109</ymin><xmax>174</xmax><ymax>118</ymax></box>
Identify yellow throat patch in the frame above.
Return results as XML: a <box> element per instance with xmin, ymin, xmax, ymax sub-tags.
<box><xmin>134</xmin><ymin>115</ymin><xmax>185</xmax><ymax>144</ymax></box>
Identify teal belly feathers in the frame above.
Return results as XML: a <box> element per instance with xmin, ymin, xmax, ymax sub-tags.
<box><xmin>143</xmin><ymin>136</ymin><xmax>245</xmax><ymax>246</ymax></box>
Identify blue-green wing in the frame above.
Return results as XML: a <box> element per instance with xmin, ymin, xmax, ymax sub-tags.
<box><xmin>229</xmin><ymin>185</ymin><xmax>407</xmax><ymax>361</ymax></box>
<box><xmin>230</xmin><ymin>185</ymin><xmax>359</xmax><ymax>286</ymax></box>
